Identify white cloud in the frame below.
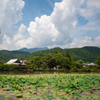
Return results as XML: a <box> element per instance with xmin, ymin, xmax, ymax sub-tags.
<box><xmin>22</xmin><ymin>0</ymin><xmax>81</xmax><ymax>48</ymax></box>
<box><xmin>0</xmin><ymin>0</ymin><xmax>100</xmax><ymax>50</ymax></box>
<box><xmin>87</xmin><ymin>0</ymin><xmax>100</xmax><ymax>9</ymax></box>
<box><xmin>14</xmin><ymin>24</ymin><xmax>26</xmax><ymax>41</ymax></box>
<box><xmin>69</xmin><ymin>35</ymin><xmax>100</xmax><ymax>48</ymax></box>
<box><xmin>0</xmin><ymin>0</ymin><xmax>25</xmax><ymax>50</ymax></box>
<box><xmin>0</xmin><ymin>24</ymin><xmax>26</xmax><ymax>50</ymax></box>
<box><xmin>0</xmin><ymin>0</ymin><xmax>25</xmax><ymax>43</ymax></box>
<box><xmin>79</xmin><ymin>0</ymin><xmax>100</xmax><ymax>21</ymax></box>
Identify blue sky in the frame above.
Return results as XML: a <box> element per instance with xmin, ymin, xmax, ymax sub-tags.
<box><xmin>17</xmin><ymin>0</ymin><xmax>62</xmax><ymax>27</ymax></box>
<box><xmin>0</xmin><ymin>0</ymin><xmax>100</xmax><ymax>50</ymax></box>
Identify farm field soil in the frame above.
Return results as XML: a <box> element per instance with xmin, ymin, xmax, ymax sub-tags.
<box><xmin>0</xmin><ymin>74</ymin><xmax>100</xmax><ymax>100</ymax></box>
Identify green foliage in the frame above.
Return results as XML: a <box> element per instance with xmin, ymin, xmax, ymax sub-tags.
<box><xmin>95</xmin><ymin>56</ymin><xmax>100</xmax><ymax>65</ymax></box>
<box><xmin>0</xmin><ymin>64</ymin><xmax>18</xmax><ymax>71</ymax></box>
<box><xmin>67</xmin><ymin>46</ymin><xmax>100</xmax><ymax>62</ymax></box>
<box><xmin>0</xmin><ymin>75</ymin><xmax>100</xmax><ymax>99</ymax></box>
<box><xmin>16</xmin><ymin>94</ymin><xmax>23</xmax><ymax>98</ymax></box>
<box><xmin>21</xmin><ymin>47</ymin><xmax>64</xmax><ymax>60</ymax></box>
<box><xmin>0</xmin><ymin>50</ymin><xmax>29</xmax><ymax>61</ymax></box>
<box><xmin>30</xmin><ymin>56</ymin><xmax>42</xmax><ymax>69</ymax></box>
<box><xmin>21</xmin><ymin>46</ymin><xmax>100</xmax><ymax>62</ymax></box>
<box><xmin>1</xmin><ymin>46</ymin><xmax>100</xmax><ymax>71</ymax></box>
<box><xmin>76</xmin><ymin>60</ymin><xmax>83</xmax><ymax>69</ymax></box>
<box><xmin>43</xmin><ymin>54</ymin><xmax>57</xmax><ymax>70</ymax></box>
<box><xmin>54</xmin><ymin>52</ymin><xmax>72</xmax><ymax>70</ymax></box>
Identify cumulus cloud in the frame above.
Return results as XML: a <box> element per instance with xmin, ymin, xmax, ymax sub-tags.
<box><xmin>69</xmin><ymin>35</ymin><xmax>100</xmax><ymax>48</ymax></box>
<box><xmin>21</xmin><ymin>0</ymin><xmax>81</xmax><ymax>48</ymax></box>
<box><xmin>0</xmin><ymin>0</ymin><xmax>25</xmax><ymax>50</ymax></box>
<box><xmin>24</xmin><ymin>0</ymin><xmax>100</xmax><ymax>49</ymax></box>
<box><xmin>0</xmin><ymin>0</ymin><xmax>25</xmax><ymax>45</ymax></box>
<box><xmin>1</xmin><ymin>24</ymin><xmax>26</xmax><ymax>50</ymax></box>
<box><xmin>0</xmin><ymin>0</ymin><xmax>100</xmax><ymax>50</ymax></box>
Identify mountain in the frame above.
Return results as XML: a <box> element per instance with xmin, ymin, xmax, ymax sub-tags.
<box><xmin>21</xmin><ymin>46</ymin><xmax>100</xmax><ymax>62</ymax></box>
<box><xmin>1</xmin><ymin>46</ymin><xmax>100</xmax><ymax>62</ymax></box>
<box><xmin>21</xmin><ymin>47</ymin><xmax>64</xmax><ymax>60</ymax></box>
<box><xmin>0</xmin><ymin>50</ymin><xmax>30</xmax><ymax>61</ymax></box>
<box><xmin>18</xmin><ymin>47</ymin><xmax>48</xmax><ymax>53</ymax></box>
<box><xmin>67</xmin><ymin>46</ymin><xmax>100</xmax><ymax>62</ymax></box>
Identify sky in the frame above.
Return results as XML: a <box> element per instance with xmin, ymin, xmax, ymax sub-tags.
<box><xmin>0</xmin><ymin>0</ymin><xmax>100</xmax><ymax>50</ymax></box>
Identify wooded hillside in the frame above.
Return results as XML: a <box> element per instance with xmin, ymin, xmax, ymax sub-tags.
<box><xmin>21</xmin><ymin>46</ymin><xmax>100</xmax><ymax>62</ymax></box>
<box><xmin>0</xmin><ymin>50</ymin><xmax>29</xmax><ymax>61</ymax></box>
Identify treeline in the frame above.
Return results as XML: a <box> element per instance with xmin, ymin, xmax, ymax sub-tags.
<box><xmin>24</xmin><ymin>51</ymin><xmax>100</xmax><ymax>72</ymax></box>
<box><xmin>0</xmin><ymin>46</ymin><xmax>100</xmax><ymax>62</ymax></box>
<box><xmin>67</xmin><ymin>46</ymin><xmax>100</xmax><ymax>62</ymax></box>
<box><xmin>1</xmin><ymin>50</ymin><xmax>100</xmax><ymax>72</ymax></box>
<box><xmin>21</xmin><ymin>46</ymin><xmax>100</xmax><ymax>62</ymax></box>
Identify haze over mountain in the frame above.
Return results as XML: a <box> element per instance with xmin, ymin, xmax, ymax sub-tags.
<box><xmin>17</xmin><ymin>47</ymin><xmax>48</xmax><ymax>53</ymax></box>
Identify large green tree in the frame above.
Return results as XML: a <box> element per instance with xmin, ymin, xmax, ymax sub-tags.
<box><xmin>54</xmin><ymin>52</ymin><xmax>71</xmax><ymax>70</ymax></box>
<box><xmin>43</xmin><ymin>54</ymin><xmax>56</xmax><ymax>70</ymax></box>
<box><xmin>95</xmin><ymin>56</ymin><xmax>100</xmax><ymax>65</ymax></box>
<box><xmin>75</xmin><ymin>60</ymin><xmax>83</xmax><ymax>69</ymax></box>
<box><xmin>30</xmin><ymin>56</ymin><xmax>42</xmax><ymax>69</ymax></box>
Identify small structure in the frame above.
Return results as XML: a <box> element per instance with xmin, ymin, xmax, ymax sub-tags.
<box><xmin>5</xmin><ymin>59</ymin><xmax>20</xmax><ymax>65</ymax></box>
<box><xmin>83</xmin><ymin>62</ymin><xmax>97</xmax><ymax>67</ymax></box>
<box><xmin>20</xmin><ymin>60</ymin><xmax>27</xmax><ymax>66</ymax></box>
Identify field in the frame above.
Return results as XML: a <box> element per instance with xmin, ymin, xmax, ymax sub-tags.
<box><xmin>0</xmin><ymin>74</ymin><xmax>100</xmax><ymax>100</ymax></box>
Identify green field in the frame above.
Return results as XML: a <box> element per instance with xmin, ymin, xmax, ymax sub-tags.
<box><xmin>0</xmin><ymin>74</ymin><xmax>100</xmax><ymax>100</ymax></box>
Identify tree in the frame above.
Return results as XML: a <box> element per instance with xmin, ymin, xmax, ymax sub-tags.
<box><xmin>76</xmin><ymin>60</ymin><xmax>83</xmax><ymax>69</ymax></box>
<box><xmin>95</xmin><ymin>56</ymin><xmax>100</xmax><ymax>65</ymax></box>
<box><xmin>64</xmin><ymin>51</ymin><xmax>71</xmax><ymax>58</ymax></box>
<box><xmin>54</xmin><ymin>52</ymin><xmax>71</xmax><ymax>70</ymax></box>
<box><xmin>30</xmin><ymin>56</ymin><xmax>42</xmax><ymax>69</ymax></box>
<box><xmin>43</xmin><ymin>54</ymin><xmax>56</xmax><ymax>70</ymax></box>
<box><xmin>0</xmin><ymin>56</ymin><xmax>3</xmax><ymax>64</ymax></box>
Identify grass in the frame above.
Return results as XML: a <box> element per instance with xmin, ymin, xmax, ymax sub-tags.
<box><xmin>1</xmin><ymin>73</ymin><xmax>100</xmax><ymax>78</ymax></box>
<box><xmin>0</xmin><ymin>74</ymin><xmax>100</xmax><ymax>100</ymax></box>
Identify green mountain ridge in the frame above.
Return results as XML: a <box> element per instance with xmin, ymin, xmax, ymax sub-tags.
<box><xmin>0</xmin><ymin>46</ymin><xmax>100</xmax><ymax>62</ymax></box>
<box><xmin>17</xmin><ymin>47</ymin><xmax>48</xmax><ymax>53</ymax></box>
<box><xmin>21</xmin><ymin>46</ymin><xmax>100</xmax><ymax>62</ymax></box>
<box><xmin>0</xmin><ymin>50</ymin><xmax>29</xmax><ymax>61</ymax></box>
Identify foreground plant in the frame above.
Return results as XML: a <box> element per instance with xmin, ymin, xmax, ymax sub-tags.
<box><xmin>0</xmin><ymin>75</ymin><xmax>100</xmax><ymax>99</ymax></box>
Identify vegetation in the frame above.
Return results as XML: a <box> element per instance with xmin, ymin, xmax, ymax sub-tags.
<box><xmin>0</xmin><ymin>75</ymin><xmax>100</xmax><ymax>99</ymax></box>
<box><xmin>18</xmin><ymin>47</ymin><xmax>48</xmax><ymax>53</ymax></box>
<box><xmin>21</xmin><ymin>46</ymin><xmax>100</xmax><ymax>62</ymax></box>
<box><xmin>23</xmin><ymin>51</ymin><xmax>76</xmax><ymax>71</ymax></box>
<box><xmin>67</xmin><ymin>46</ymin><xmax>100</xmax><ymax>62</ymax></box>
<box><xmin>95</xmin><ymin>56</ymin><xmax>100</xmax><ymax>65</ymax></box>
<box><xmin>1</xmin><ymin>46</ymin><xmax>100</xmax><ymax>62</ymax></box>
<box><xmin>0</xmin><ymin>46</ymin><xmax>100</xmax><ymax>99</ymax></box>
<box><xmin>0</xmin><ymin>64</ymin><xmax>19</xmax><ymax>71</ymax></box>
<box><xmin>0</xmin><ymin>49</ymin><xmax>100</xmax><ymax>72</ymax></box>
<box><xmin>0</xmin><ymin>50</ymin><xmax>29</xmax><ymax>61</ymax></box>
<box><xmin>21</xmin><ymin>47</ymin><xmax>64</xmax><ymax>60</ymax></box>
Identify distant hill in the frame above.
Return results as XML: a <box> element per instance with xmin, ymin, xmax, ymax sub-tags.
<box><xmin>0</xmin><ymin>50</ymin><xmax>30</xmax><ymax>61</ymax></box>
<box><xmin>1</xmin><ymin>46</ymin><xmax>100</xmax><ymax>62</ymax></box>
<box><xmin>67</xmin><ymin>46</ymin><xmax>100</xmax><ymax>62</ymax></box>
<box><xmin>21</xmin><ymin>46</ymin><xmax>100</xmax><ymax>62</ymax></box>
<box><xmin>17</xmin><ymin>47</ymin><xmax>48</xmax><ymax>53</ymax></box>
<box><xmin>21</xmin><ymin>47</ymin><xmax>64</xmax><ymax>60</ymax></box>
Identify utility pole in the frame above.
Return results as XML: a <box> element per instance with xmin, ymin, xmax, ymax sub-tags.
<box><xmin>0</xmin><ymin>29</ymin><xmax>1</xmax><ymax>33</ymax></box>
